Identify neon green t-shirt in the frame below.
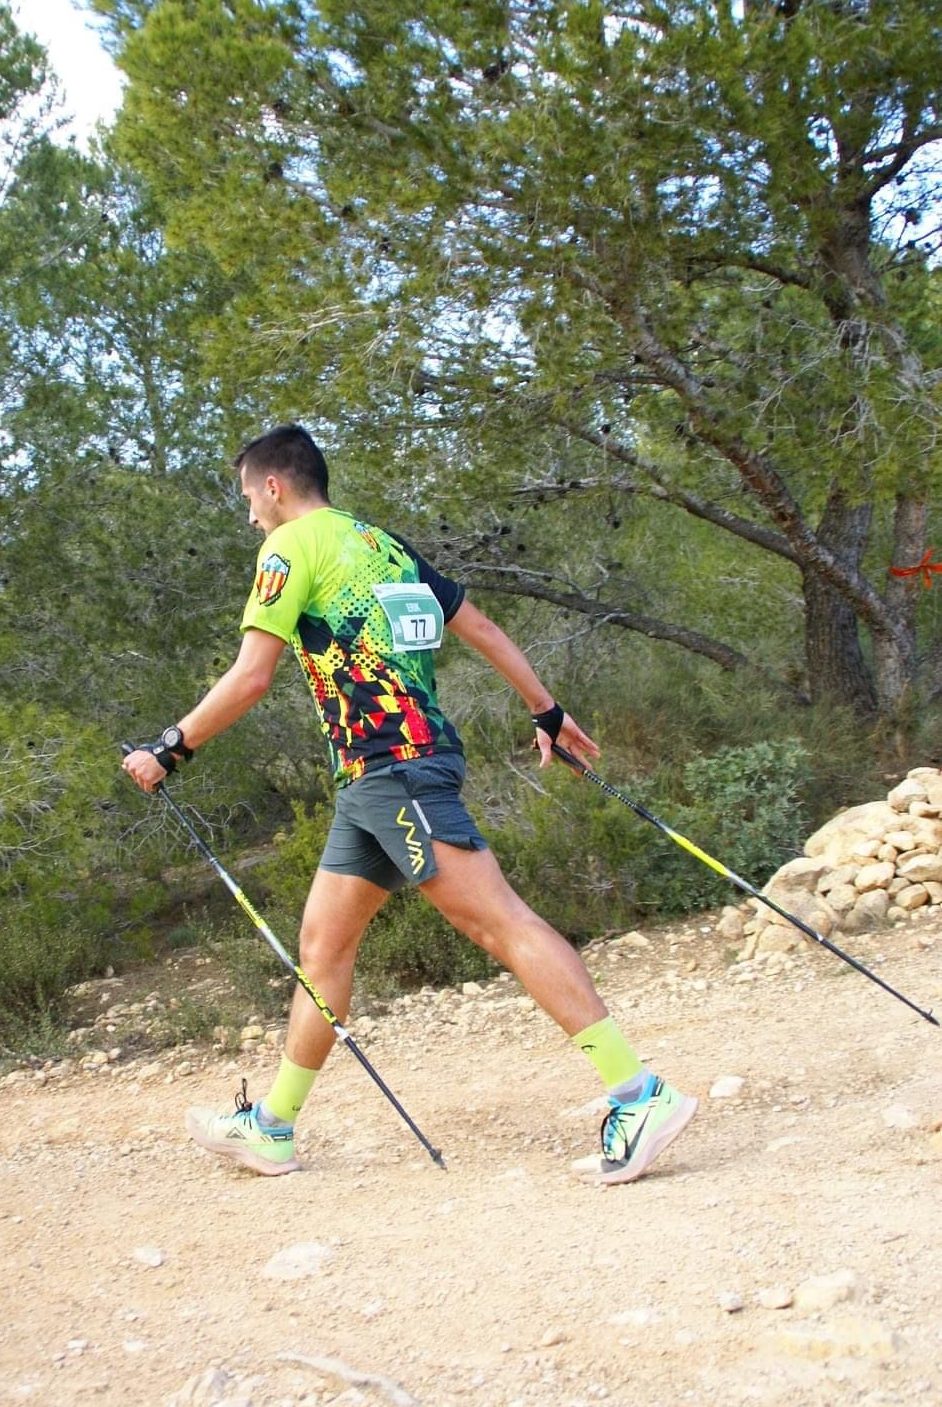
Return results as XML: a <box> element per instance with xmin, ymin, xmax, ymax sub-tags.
<box><xmin>240</xmin><ymin>508</ymin><xmax>465</xmax><ymax>787</ymax></box>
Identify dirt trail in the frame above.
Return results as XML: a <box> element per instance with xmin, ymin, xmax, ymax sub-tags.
<box><xmin>1</xmin><ymin>912</ymin><xmax>941</xmax><ymax>1407</ymax></box>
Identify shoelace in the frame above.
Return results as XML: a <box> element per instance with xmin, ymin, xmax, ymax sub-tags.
<box><xmin>232</xmin><ymin>1077</ymin><xmax>294</xmax><ymax>1139</ymax></box>
<box><xmin>233</xmin><ymin>1078</ymin><xmax>255</xmax><ymax>1120</ymax></box>
<box><xmin>600</xmin><ymin>1103</ymin><xmax>633</xmax><ymax>1159</ymax></box>
<box><xmin>601</xmin><ymin>1087</ymin><xmax>655</xmax><ymax>1158</ymax></box>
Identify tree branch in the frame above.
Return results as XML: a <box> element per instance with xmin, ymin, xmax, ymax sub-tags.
<box><xmin>549</xmin><ymin>417</ymin><xmax>800</xmax><ymax>563</ymax></box>
<box><xmin>862</xmin><ymin>125</ymin><xmax>942</xmax><ymax>200</ymax></box>
<box><xmin>462</xmin><ymin>564</ymin><xmax>809</xmax><ymax>703</ymax></box>
<box><xmin>727</xmin><ymin>255</ymin><xmax>813</xmax><ymax>291</ymax></box>
<box><xmin>625</xmin><ymin>306</ymin><xmax>907</xmax><ymax>645</ymax></box>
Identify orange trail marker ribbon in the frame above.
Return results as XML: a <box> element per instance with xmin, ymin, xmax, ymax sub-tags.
<box><xmin>890</xmin><ymin>548</ymin><xmax>942</xmax><ymax>589</ymax></box>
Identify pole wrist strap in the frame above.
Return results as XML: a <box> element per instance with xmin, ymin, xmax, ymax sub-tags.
<box><xmin>531</xmin><ymin>702</ymin><xmax>564</xmax><ymax>741</ymax></box>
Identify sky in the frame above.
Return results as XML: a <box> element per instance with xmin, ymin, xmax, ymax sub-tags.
<box><xmin>13</xmin><ymin>0</ymin><xmax>125</xmax><ymax>145</ymax></box>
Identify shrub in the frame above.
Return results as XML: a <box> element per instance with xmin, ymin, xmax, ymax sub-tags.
<box><xmin>356</xmin><ymin>890</ymin><xmax>493</xmax><ymax>996</ymax></box>
<box><xmin>0</xmin><ymin>706</ymin><xmax>120</xmax><ymax>895</ymax></box>
<box><xmin>0</xmin><ymin>894</ymin><xmax>112</xmax><ymax>1054</ymax></box>
<box><xmin>657</xmin><ymin>737</ymin><xmax>813</xmax><ymax>911</ymax></box>
<box><xmin>495</xmin><ymin>738</ymin><xmax>812</xmax><ymax>933</ymax></box>
<box><xmin>256</xmin><ymin>797</ymin><xmax>334</xmax><ymax>914</ymax></box>
<box><xmin>199</xmin><ymin>914</ymin><xmax>296</xmax><ymax>1019</ymax></box>
<box><xmin>492</xmin><ymin>763</ymin><xmax>654</xmax><ymax>939</ymax></box>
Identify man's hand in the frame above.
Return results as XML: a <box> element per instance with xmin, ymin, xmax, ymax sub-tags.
<box><xmin>445</xmin><ymin>601</ymin><xmax>601</xmax><ymax>771</ymax></box>
<box><xmin>122</xmin><ymin>746</ymin><xmax>171</xmax><ymax>794</ymax></box>
<box><xmin>532</xmin><ymin>704</ymin><xmax>600</xmax><ymax>770</ymax></box>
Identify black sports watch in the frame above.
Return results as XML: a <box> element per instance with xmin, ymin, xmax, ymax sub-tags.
<box><xmin>159</xmin><ymin>725</ymin><xmax>193</xmax><ymax>762</ymax></box>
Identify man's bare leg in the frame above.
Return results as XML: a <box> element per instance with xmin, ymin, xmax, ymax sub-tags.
<box><xmin>282</xmin><ymin>868</ymin><xmax>391</xmax><ymax>1069</ymax></box>
<box><xmin>185</xmin><ymin>869</ymin><xmax>388</xmax><ymax>1174</ymax></box>
<box><xmin>420</xmin><ymin>840</ymin><xmax>697</xmax><ymax>1183</ymax></box>
<box><xmin>419</xmin><ymin>842</ymin><xmax>607</xmax><ymax>1034</ymax></box>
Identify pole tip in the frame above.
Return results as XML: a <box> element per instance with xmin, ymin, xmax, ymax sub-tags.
<box><xmin>926</xmin><ymin>1009</ymin><xmax>940</xmax><ymax>1027</ymax></box>
<box><xmin>432</xmin><ymin>1149</ymin><xmax>447</xmax><ymax>1170</ymax></box>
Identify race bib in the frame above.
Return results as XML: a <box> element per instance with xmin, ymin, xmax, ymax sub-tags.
<box><xmin>373</xmin><ymin>582</ymin><xmax>445</xmax><ymax>651</ymax></box>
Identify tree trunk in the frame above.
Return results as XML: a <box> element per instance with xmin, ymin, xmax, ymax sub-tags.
<box><xmin>802</xmin><ymin>490</ymin><xmax>877</xmax><ymax>714</ymax></box>
<box><xmin>870</xmin><ymin>494</ymin><xmax>926</xmax><ymax>718</ymax></box>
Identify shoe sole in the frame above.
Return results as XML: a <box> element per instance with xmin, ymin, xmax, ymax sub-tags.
<box><xmin>573</xmin><ymin>1095</ymin><xmax>698</xmax><ymax>1186</ymax></box>
<box><xmin>185</xmin><ymin>1109</ymin><xmax>303</xmax><ymax>1177</ymax></box>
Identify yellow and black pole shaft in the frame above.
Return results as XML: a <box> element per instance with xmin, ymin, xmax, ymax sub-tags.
<box><xmin>122</xmin><ymin>748</ymin><xmax>446</xmax><ymax>1167</ymax></box>
<box><xmin>552</xmin><ymin>744</ymin><xmax>938</xmax><ymax>1027</ymax></box>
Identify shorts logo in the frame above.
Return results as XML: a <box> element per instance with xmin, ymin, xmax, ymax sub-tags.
<box><xmin>256</xmin><ymin>552</ymin><xmax>290</xmax><ymax>606</ymax></box>
<box><xmin>396</xmin><ymin>806</ymin><xmax>426</xmax><ymax>875</ymax></box>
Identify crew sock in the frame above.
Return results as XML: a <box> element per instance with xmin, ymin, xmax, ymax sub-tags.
<box><xmin>571</xmin><ymin>1015</ymin><xmax>643</xmax><ymax>1091</ymax></box>
<box><xmin>259</xmin><ymin>1055</ymin><xmax>318</xmax><ymax>1126</ymax></box>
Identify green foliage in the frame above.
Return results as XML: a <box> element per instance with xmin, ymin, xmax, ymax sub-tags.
<box><xmin>200</xmin><ymin>914</ymin><xmax>296</xmax><ymax>1018</ymax></box>
<box><xmin>494</xmin><ymin>763</ymin><xmax>651</xmax><ymax>940</ymax></box>
<box><xmin>149</xmin><ymin>994</ymin><xmax>228</xmax><ymax>1047</ymax></box>
<box><xmin>0</xmin><ymin>2</ymin><xmax>43</xmax><ymax>103</ymax></box>
<box><xmin>0</xmin><ymin>894</ymin><xmax>112</xmax><ymax>1053</ymax></box>
<box><xmin>356</xmin><ymin>891</ymin><xmax>493</xmax><ymax>996</ymax></box>
<box><xmin>255</xmin><ymin>797</ymin><xmax>333</xmax><ymax>914</ymax></box>
<box><xmin>497</xmin><ymin>737</ymin><xmax>813</xmax><ymax>934</ymax></box>
<box><xmin>93</xmin><ymin>0</ymin><xmax>942</xmax><ymax>719</ymax></box>
<box><xmin>673</xmin><ymin>740</ymin><xmax>813</xmax><ymax>908</ymax></box>
<box><xmin>0</xmin><ymin>704</ymin><xmax>118</xmax><ymax>896</ymax></box>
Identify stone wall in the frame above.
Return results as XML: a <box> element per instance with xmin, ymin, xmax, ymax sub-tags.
<box><xmin>715</xmin><ymin>768</ymin><xmax>942</xmax><ymax>960</ymax></box>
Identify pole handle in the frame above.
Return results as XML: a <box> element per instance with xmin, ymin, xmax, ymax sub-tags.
<box><xmin>551</xmin><ymin>742</ymin><xmax>588</xmax><ymax>773</ymax></box>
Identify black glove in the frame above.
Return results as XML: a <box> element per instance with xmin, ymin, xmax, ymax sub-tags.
<box><xmin>531</xmin><ymin>702</ymin><xmax>565</xmax><ymax>742</ymax></box>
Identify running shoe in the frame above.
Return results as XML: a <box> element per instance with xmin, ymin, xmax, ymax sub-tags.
<box><xmin>185</xmin><ymin>1080</ymin><xmax>302</xmax><ymax>1176</ymax></box>
<box><xmin>572</xmin><ymin>1074</ymin><xmax>697</xmax><ymax>1185</ymax></box>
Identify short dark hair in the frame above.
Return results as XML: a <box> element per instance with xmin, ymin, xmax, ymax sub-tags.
<box><xmin>234</xmin><ymin>424</ymin><xmax>330</xmax><ymax>500</ymax></box>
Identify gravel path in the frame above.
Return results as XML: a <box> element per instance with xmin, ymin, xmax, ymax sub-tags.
<box><xmin>2</xmin><ymin>910</ymin><xmax>941</xmax><ymax>1407</ymax></box>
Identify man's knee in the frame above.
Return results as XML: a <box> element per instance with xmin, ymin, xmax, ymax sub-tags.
<box><xmin>297</xmin><ymin>871</ymin><xmax>389</xmax><ymax>969</ymax></box>
<box><xmin>298</xmin><ymin>919</ymin><xmax>358</xmax><ymax>970</ymax></box>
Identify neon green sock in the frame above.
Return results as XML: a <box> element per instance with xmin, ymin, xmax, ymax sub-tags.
<box><xmin>262</xmin><ymin>1055</ymin><xmax>318</xmax><ymax>1124</ymax></box>
<box><xmin>571</xmin><ymin>1016</ymin><xmax>643</xmax><ymax>1090</ymax></box>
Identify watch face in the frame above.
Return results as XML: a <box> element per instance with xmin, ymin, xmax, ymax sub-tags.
<box><xmin>162</xmin><ymin>726</ymin><xmax>183</xmax><ymax>750</ymax></box>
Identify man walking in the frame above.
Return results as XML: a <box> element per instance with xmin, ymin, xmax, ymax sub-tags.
<box><xmin>123</xmin><ymin>424</ymin><xmax>697</xmax><ymax>1184</ymax></box>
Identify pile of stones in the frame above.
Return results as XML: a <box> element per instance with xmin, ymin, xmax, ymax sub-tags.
<box><xmin>718</xmin><ymin>766</ymin><xmax>942</xmax><ymax>958</ymax></box>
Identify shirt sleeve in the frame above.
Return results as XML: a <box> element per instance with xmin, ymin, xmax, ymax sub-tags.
<box><xmin>240</xmin><ymin>524</ymin><xmax>313</xmax><ymax>643</ymax></box>
<box><xmin>390</xmin><ymin>533</ymin><xmax>466</xmax><ymax>622</ymax></box>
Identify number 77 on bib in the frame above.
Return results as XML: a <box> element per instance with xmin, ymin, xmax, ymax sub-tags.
<box><xmin>373</xmin><ymin>583</ymin><xmax>445</xmax><ymax>652</ymax></box>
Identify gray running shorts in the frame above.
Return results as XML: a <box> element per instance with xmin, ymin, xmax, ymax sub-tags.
<box><xmin>319</xmin><ymin>753</ymin><xmax>488</xmax><ymax>892</ymax></box>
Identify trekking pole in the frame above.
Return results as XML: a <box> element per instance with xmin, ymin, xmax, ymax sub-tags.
<box><xmin>122</xmin><ymin>747</ymin><xmax>446</xmax><ymax>1167</ymax></box>
<box><xmin>551</xmin><ymin>744</ymin><xmax>939</xmax><ymax>1027</ymax></box>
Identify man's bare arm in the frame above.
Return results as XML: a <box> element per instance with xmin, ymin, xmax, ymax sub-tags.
<box><xmin>446</xmin><ymin>598</ymin><xmax>600</xmax><ymax>767</ymax></box>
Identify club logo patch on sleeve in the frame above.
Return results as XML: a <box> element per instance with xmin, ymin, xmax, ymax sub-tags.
<box><xmin>255</xmin><ymin>552</ymin><xmax>291</xmax><ymax>607</ymax></box>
